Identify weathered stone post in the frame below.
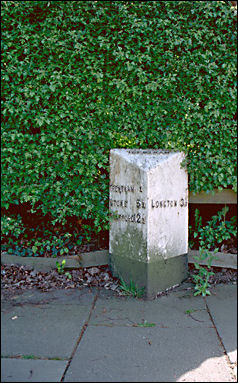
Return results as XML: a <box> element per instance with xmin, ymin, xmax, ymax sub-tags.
<box><xmin>109</xmin><ymin>149</ymin><xmax>188</xmax><ymax>298</ymax></box>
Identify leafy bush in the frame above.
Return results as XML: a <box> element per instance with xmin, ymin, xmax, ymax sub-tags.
<box><xmin>1</xmin><ymin>215</ymin><xmax>25</xmax><ymax>240</ymax></box>
<box><xmin>1</xmin><ymin>216</ymin><xmax>76</xmax><ymax>257</ymax></box>
<box><xmin>190</xmin><ymin>207</ymin><xmax>237</xmax><ymax>297</ymax></box>
<box><xmin>189</xmin><ymin>207</ymin><xmax>237</xmax><ymax>251</ymax></box>
<box><xmin>1</xmin><ymin>1</ymin><xmax>237</xmax><ymax>244</ymax></box>
<box><xmin>192</xmin><ymin>248</ymin><xmax>217</xmax><ymax>297</ymax></box>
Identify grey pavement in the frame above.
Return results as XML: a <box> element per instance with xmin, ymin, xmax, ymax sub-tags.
<box><xmin>1</xmin><ymin>283</ymin><xmax>237</xmax><ymax>382</ymax></box>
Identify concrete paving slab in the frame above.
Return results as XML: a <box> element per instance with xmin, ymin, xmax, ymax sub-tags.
<box><xmin>1</xmin><ymin>287</ymin><xmax>97</xmax><ymax>306</ymax></box>
<box><xmin>90</xmin><ymin>288</ymin><xmax>210</xmax><ymax>328</ymax></box>
<box><xmin>1</xmin><ymin>358</ymin><xmax>67</xmax><ymax>382</ymax></box>
<box><xmin>1</xmin><ymin>285</ymin><xmax>236</xmax><ymax>382</ymax></box>
<box><xmin>206</xmin><ymin>284</ymin><xmax>237</xmax><ymax>364</ymax></box>
<box><xmin>1</xmin><ymin>289</ymin><xmax>95</xmax><ymax>359</ymax></box>
<box><xmin>64</xmin><ymin>326</ymin><xmax>234</xmax><ymax>382</ymax></box>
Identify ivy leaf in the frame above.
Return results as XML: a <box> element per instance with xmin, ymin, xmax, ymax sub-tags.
<box><xmin>32</xmin><ymin>246</ymin><xmax>38</xmax><ymax>254</ymax></box>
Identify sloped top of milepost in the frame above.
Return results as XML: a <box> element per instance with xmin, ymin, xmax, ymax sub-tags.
<box><xmin>110</xmin><ymin>149</ymin><xmax>183</xmax><ymax>171</ymax></box>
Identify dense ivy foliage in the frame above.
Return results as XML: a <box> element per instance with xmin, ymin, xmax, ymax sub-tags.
<box><xmin>1</xmin><ymin>1</ymin><xmax>237</xmax><ymax>242</ymax></box>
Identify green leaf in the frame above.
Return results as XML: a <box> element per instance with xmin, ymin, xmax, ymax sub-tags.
<box><xmin>32</xmin><ymin>246</ymin><xmax>38</xmax><ymax>254</ymax></box>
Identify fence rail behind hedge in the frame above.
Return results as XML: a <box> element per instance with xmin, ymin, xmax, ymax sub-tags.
<box><xmin>189</xmin><ymin>189</ymin><xmax>237</xmax><ymax>204</ymax></box>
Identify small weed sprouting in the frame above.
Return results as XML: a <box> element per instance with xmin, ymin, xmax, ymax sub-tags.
<box><xmin>133</xmin><ymin>321</ymin><xmax>156</xmax><ymax>327</ymax></box>
<box><xmin>56</xmin><ymin>259</ymin><xmax>72</xmax><ymax>279</ymax></box>
<box><xmin>119</xmin><ymin>277</ymin><xmax>145</xmax><ymax>298</ymax></box>
<box><xmin>189</xmin><ymin>207</ymin><xmax>237</xmax><ymax>297</ymax></box>
<box><xmin>19</xmin><ymin>355</ymin><xmax>64</xmax><ymax>361</ymax></box>
<box><xmin>56</xmin><ymin>259</ymin><xmax>66</xmax><ymax>274</ymax></box>
<box><xmin>64</xmin><ymin>272</ymin><xmax>72</xmax><ymax>279</ymax></box>
<box><xmin>185</xmin><ymin>309</ymin><xmax>196</xmax><ymax>315</ymax></box>
<box><xmin>21</xmin><ymin>355</ymin><xmax>37</xmax><ymax>360</ymax></box>
<box><xmin>192</xmin><ymin>248</ymin><xmax>217</xmax><ymax>297</ymax></box>
<box><xmin>190</xmin><ymin>207</ymin><xmax>237</xmax><ymax>251</ymax></box>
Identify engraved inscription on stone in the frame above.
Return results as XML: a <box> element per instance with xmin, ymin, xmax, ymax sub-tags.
<box><xmin>109</xmin><ymin>184</ymin><xmax>135</xmax><ymax>193</ymax></box>
<box><xmin>112</xmin><ymin>212</ymin><xmax>146</xmax><ymax>225</ymax></box>
<box><xmin>109</xmin><ymin>199</ymin><xmax>128</xmax><ymax>208</ymax></box>
<box><xmin>109</xmin><ymin>148</ymin><xmax>188</xmax><ymax>259</ymax></box>
<box><xmin>109</xmin><ymin>185</ymin><xmax>188</xmax><ymax>225</ymax></box>
<box><xmin>128</xmin><ymin>149</ymin><xmax>172</xmax><ymax>155</ymax></box>
<box><xmin>136</xmin><ymin>199</ymin><xmax>146</xmax><ymax>209</ymax></box>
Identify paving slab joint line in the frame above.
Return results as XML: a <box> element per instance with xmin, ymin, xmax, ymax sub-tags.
<box><xmin>204</xmin><ymin>297</ymin><xmax>237</xmax><ymax>381</ymax></box>
<box><xmin>60</xmin><ymin>292</ymin><xmax>99</xmax><ymax>382</ymax></box>
<box><xmin>1</xmin><ymin>355</ymin><xmax>68</xmax><ymax>361</ymax></box>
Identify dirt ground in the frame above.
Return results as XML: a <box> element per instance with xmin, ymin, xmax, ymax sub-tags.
<box><xmin>1</xmin><ymin>261</ymin><xmax>237</xmax><ymax>300</ymax></box>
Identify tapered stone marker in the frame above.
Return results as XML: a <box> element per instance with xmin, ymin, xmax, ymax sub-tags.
<box><xmin>109</xmin><ymin>149</ymin><xmax>188</xmax><ymax>298</ymax></box>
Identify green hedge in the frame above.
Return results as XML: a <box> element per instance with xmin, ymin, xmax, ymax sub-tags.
<box><xmin>1</xmin><ymin>1</ymin><xmax>237</xmax><ymax>238</ymax></box>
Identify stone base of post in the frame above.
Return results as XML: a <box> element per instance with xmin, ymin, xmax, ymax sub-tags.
<box><xmin>110</xmin><ymin>252</ymin><xmax>188</xmax><ymax>299</ymax></box>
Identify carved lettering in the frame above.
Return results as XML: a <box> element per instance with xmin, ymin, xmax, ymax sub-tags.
<box><xmin>179</xmin><ymin>198</ymin><xmax>187</xmax><ymax>207</ymax></box>
<box><xmin>136</xmin><ymin>199</ymin><xmax>146</xmax><ymax>209</ymax></box>
<box><xmin>110</xmin><ymin>212</ymin><xmax>145</xmax><ymax>224</ymax></box>
<box><xmin>151</xmin><ymin>198</ymin><xmax>187</xmax><ymax>208</ymax></box>
<box><xmin>110</xmin><ymin>184</ymin><xmax>134</xmax><ymax>193</ymax></box>
<box><xmin>128</xmin><ymin>149</ymin><xmax>170</xmax><ymax>155</ymax></box>
<box><xmin>109</xmin><ymin>199</ymin><xmax>128</xmax><ymax>208</ymax></box>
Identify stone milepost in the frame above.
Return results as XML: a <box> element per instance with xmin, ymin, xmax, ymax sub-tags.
<box><xmin>109</xmin><ymin>149</ymin><xmax>188</xmax><ymax>298</ymax></box>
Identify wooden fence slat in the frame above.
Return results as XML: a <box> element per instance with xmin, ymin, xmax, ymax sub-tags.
<box><xmin>189</xmin><ymin>189</ymin><xmax>237</xmax><ymax>204</ymax></box>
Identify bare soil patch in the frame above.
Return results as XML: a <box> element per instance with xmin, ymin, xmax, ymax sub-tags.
<box><xmin>1</xmin><ymin>263</ymin><xmax>236</xmax><ymax>299</ymax></box>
